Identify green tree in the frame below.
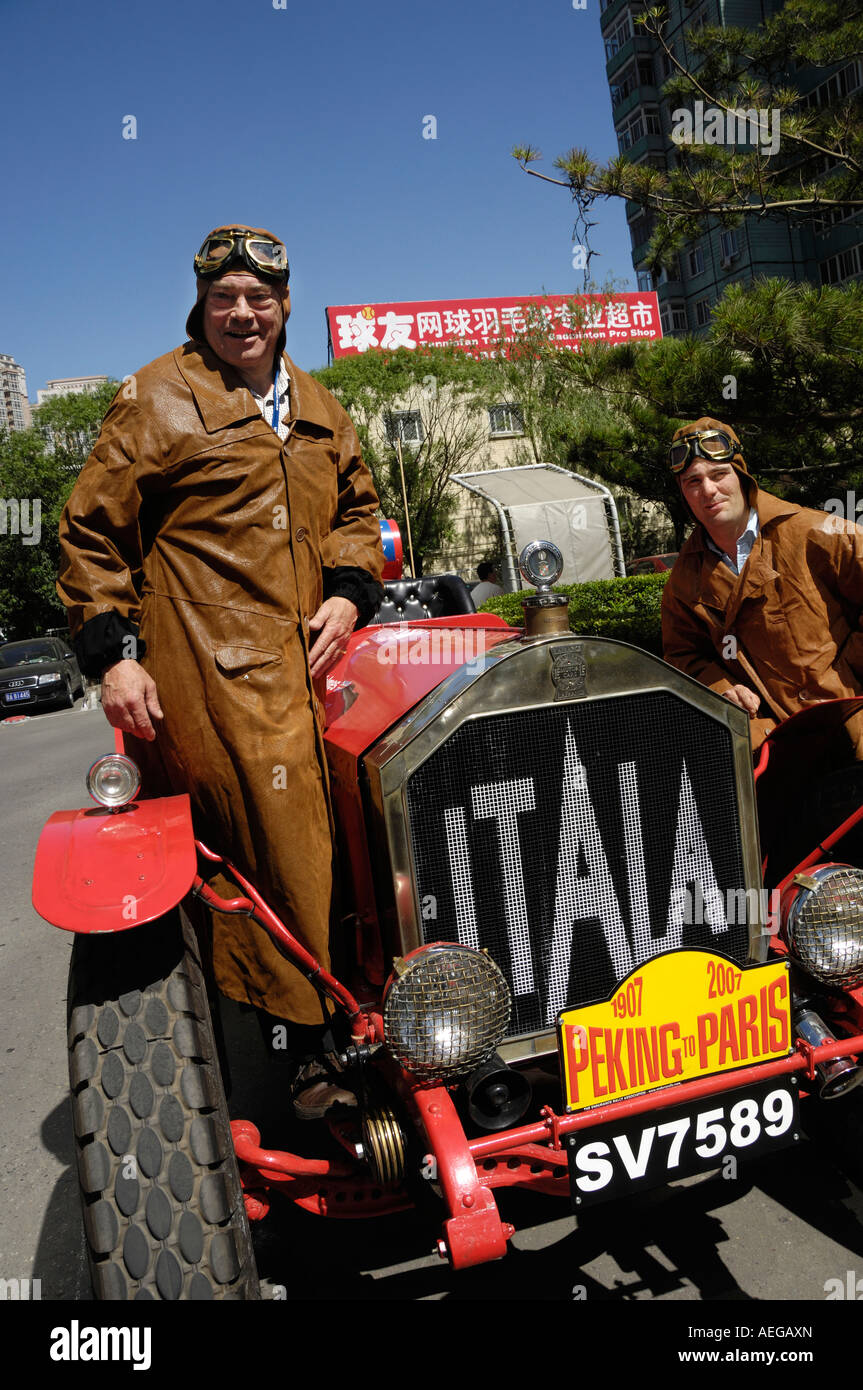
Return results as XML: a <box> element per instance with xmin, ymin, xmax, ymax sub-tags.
<box><xmin>483</xmin><ymin>280</ymin><xmax>863</xmax><ymax>546</ymax></box>
<box><xmin>0</xmin><ymin>383</ymin><xmax>118</xmax><ymax>639</ymax></box>
<box><xmin>514</xmin><ymin>0</ymin><xmax>863</xmax><ymax>271</ymax></box>
<box><xmin>313</xmin><ymin>347</ymin><xmax>498</xmax><ymax>574</ymax></box>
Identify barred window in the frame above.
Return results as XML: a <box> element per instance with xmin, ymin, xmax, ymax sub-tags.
<box><xmin>488</xmin><ymin>403</ymin><xmax>524</xmax><ymax>437</ymax></box>
<box><xmin>384</xmin><ymin>410</ymin><xmax>424</xmax><ymax>446</ymax></box>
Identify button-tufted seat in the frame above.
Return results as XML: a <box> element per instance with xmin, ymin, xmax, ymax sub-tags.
<box><xmin>370</xmin><ymin>574</ymin><xmax>477</xmax><ymax>625</ymax></box>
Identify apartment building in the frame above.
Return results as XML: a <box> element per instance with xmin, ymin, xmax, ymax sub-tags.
<box><xmin>601</xmin><ymin>0</ymin><xmax>863</xmax><ymax>334</ymax></box>
<box><xmin>0</xmin><ymin>354</ymin><xmax>32</xmax><ymax>433</ymax></box>
<box><xmin>35</xmin><ymin>374</ymin><xmax>109</xmax><ymax>406</ymax></box>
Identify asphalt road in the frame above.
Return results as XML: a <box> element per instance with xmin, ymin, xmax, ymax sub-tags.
<box><xmin>3</xmin><ymin>704</ymin><xmax>863</xmax><ymax>1314</ymax></box>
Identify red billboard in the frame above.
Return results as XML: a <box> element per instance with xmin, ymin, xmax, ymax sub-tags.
<box><xmin>326</xmin><ymin>292</ymin><xmax>661</xmax><ymax>359</ymax></box>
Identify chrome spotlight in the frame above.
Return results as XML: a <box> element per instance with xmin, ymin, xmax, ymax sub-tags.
<box><xmin>794</xmin><ymin>1009</ymin><xmax>863</xmax><ymax>1101</ymax></box>
<box><xmin>383</xmin><ymin>943</ymin><xmax>511</xmax><ymax>1085</ymax></box>
<box><xmin>782</xmin><ymin>865</ymin><xmax>863</xmax><ymax>988</ymax></box>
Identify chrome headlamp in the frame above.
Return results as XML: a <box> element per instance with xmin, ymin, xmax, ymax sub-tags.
<box><xmin>383</xmin><ymin>943</ymin><xmax>511</xmax><ymax>1084</ymax></box>
<box><xmin>86</xmin><ymin>754</ymin><xmax>141</xmax><ymax>808</ymax></box>
<box><xmin>782</xmin><ymin>864</ymin><xmax>863</xmax><ymax>988</ymax></box>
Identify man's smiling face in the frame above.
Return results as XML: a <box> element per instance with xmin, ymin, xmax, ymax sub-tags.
<box><xmin>202</xmin><ymin>271</ymin><xmax>283</xmax><ymax>379</ymax></box>
<box><xmin>679</xmin><ymin>459</ymin><xmax>750</xmax><ymax>542</ymax></box>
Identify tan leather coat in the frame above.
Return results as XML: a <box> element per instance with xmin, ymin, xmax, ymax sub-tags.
<box><xmin>661</xmin><ymin>487</ymin><xmax>863</xmax><ymax>751</ymax></box>
<box><xmin>58</xmin><ymin>342</ymin><xmax>384</xmax><ymax>1023</ymax></box>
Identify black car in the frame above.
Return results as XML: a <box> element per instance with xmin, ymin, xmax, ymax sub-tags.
<box><xmin>0</xmin><ymin>637</ymin><xmax>85</xmax><ymax>713</ymax></box>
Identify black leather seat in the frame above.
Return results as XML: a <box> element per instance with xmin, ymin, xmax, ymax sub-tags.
<box><xmin>370</xmin><ymin>574</ymin><xmax>477</xmax><ymax>625</ymax></box>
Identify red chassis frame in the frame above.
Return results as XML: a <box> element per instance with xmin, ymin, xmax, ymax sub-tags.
<box><xmin>40</xmin><ymin>794</ymin><xmax>863</xmax><ymax>1270</ymax></box>
<box><xmin>195</xmin><ymin>839</ymin><xmax>863</xmax><ymax>1269</ymax></box>
<box><xmin>32</xmin><ymin>625</ymin><xmax>863</xmax><ymax>1270</ymax></box>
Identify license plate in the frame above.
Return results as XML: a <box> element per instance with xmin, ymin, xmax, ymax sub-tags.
<box><xmin>558</xmin><ymin>949</ymin><xmax>792</xmax><ymax>1113</ymax></box>
<box><xmin>3</xmin><ymin>690</ymin><xmax>33</xmax><ymax>703</ymax></box>
<box><xmin>567</xmin><ymin>1075</ymin><xmax>800</xmax><ymax>1208</ymax></box>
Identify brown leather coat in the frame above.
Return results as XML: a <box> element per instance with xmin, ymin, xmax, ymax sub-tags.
<box><xmin>58</xmin><ymin>342</ymin><xmax>384</xmax><ymax>1023</ymax></box>
<box><xmin>661</xmin><ymin>486</ymin><xmax>863</xmax><ymax>751</ymax></box>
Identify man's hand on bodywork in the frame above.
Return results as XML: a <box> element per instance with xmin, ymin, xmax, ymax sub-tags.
<box><xmin>308</xmin><ymin>596</ymin><xmax>358</xmax><ymax>677</ymax></box>
<box><xmin>101</xmin><ymin>659</ymin><xmax>164</xmax><ymax>741</ymax></box>
<box><xmin>722</xmin><ymin>683</ymin><xmax>760</xmax><ymax>717</ymax></box>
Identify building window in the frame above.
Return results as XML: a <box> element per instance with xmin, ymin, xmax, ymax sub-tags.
<box><xmin>819</xmin><ymin>244</ymin><xmax>863</xmax><ymax>286</ymax></box>
<box><xmin>629</xmin><ymin>213</ymin><xmax>653</xmax><ymax>250</ymax></box>
<box><xmin>660</xmin><ymin>301</ymin><xmax>688</xmax><ymax>334</ymax></box>
<box><xmin>488</xmin><ymin>403</ymin><xmax>524</xmax><ymax>437</ymax></box>
<box><xmin>604</xmin><ymin>12</ymin><xmax>632</xmax><ymax>60</ymax></box>
<box><xmin>800</xmin><ymin>60</ymin><xmax>862</xmax><ymax>110</ymax></box>
<box><xmin>719</xmin><ymin>228</ymin><xmax>740</xmax><ymax>263</ymax></box>
<box><xmin>637</xmin><ymin>269</ymin><xmax>653</xmax><ymax>292</ymax></box>
<box><xmin>384</xmin><ymin>410</ymin><xmax>424</xmax><ymax>446</ymax></box>
<box><xmin>611</xmin><ymin>60</ymin><xmax>656</xmax><ymax>106</ymax></box>
<box><xmin>694</xmin><ymin>297</ymin><xmax>712</xmax><ymax>327</ymax></box>
<box><xmin>611</xmin><ymin>63</ymin><xmax>637</xmax><ymax>107</ymax></box>
<box><xmin>617</xmin><ymin>112</ymin><xmax>645</xmax><ymax>152</ymax></box>
<box><xmin>688</xmin><ymin>247</ymin><xmax>705</xmax><ymax>276</ymax></box>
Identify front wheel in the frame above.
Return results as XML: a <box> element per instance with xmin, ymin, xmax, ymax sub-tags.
<box><xmin>67</xmin><ymin>909</ymin><xmax>259</xmax><ymax>1300</ymax></box>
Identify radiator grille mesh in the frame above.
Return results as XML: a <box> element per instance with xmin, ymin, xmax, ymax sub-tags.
<box><xmin>406</xmin><ymin>692</ymin><xmax>748</xmax><ymax>1036</ymax></box>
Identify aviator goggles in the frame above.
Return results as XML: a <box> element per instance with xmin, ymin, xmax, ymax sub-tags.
<box><xmin>668</xmin><ymin>428</ymin><xmax>739</xmax><ymax>474</ymax></box>
<box><xmin>194</xmin><ymin>230</ymin><xmax>289</xmax><ymax>281</ymax></box>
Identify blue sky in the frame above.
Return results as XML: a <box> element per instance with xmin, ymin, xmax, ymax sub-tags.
<box><xmin>2</xmin><ymin>0</ymin><xmax>634</xmax><ymax>399</ymax></box>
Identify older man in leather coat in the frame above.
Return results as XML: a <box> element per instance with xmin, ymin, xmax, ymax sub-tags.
<box><xmin>661</xmin><ymin>417</ymin><xmax>863</xmax><ymax>754</ymax></box>
<box><xmin>57</xmin><ymin>225</ymin><xmax>385</xmax><ymax>1028</ymax></box>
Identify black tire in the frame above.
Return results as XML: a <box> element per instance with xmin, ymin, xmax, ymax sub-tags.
<box><xmin>61</xmin><ymin>676</ymin><xmax>75</xmax><ymax>708</ymax></box>
<box><xmin>67</xmin><ymin>907</ymin><xmax>260</xmax><ymax>1300</ymax></box>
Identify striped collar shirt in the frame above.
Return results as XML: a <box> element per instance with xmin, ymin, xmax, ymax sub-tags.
<box><xmin>247</xmin><ymin>360</ymin><xmax>291</xmax><ymax>441</ymax></box>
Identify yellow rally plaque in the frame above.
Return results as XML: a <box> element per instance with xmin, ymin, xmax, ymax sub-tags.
<box><xmin>559</xmin><ymin>950</ymin><xmax>792</xmax><ymax>1113</ymax></box>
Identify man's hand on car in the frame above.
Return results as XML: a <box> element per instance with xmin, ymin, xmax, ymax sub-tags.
<box><xmin>722</xmin><ymin>683</ymin><xmax>761</xmax><ymax>717</ymax></box>
<box><xmin>308</xmin><ymin>597</ymin><xmax>358</xmax><ymax>677</ymax></box>
<box><xmin>101</xmin><ymin>659</ymin><xmax>164</xmax><ymax>741</ymax></box>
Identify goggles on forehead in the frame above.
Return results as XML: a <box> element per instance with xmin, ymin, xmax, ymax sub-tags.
<box><xmin>669</xmin><ymin>428</ymin><xmax>739</xmax><ymax>473</ymax></box>
<box><xmin>194</xmin><ymin>230</ymin><xmax>289</xmax><ymax>281</ymax></box>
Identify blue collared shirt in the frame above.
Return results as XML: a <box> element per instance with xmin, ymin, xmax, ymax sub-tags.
<box><xmin>705</xmin><ymin>508</ymin><xmax>759</xmax><ymax>575</ymax></box>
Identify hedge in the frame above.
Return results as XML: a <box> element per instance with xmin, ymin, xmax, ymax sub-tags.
<box><xmin>478</xmin><ymin>573</ymin><xmax>668</xmax><ymax>657</ymax></box>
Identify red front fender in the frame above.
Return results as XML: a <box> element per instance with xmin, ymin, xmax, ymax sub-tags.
<box><xmin>32</xmin><ymin>795</ymin><xmax>197</xmax><ymax>933</ymax></box>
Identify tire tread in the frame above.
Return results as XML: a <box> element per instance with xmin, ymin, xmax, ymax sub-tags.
<box><xmin>68</xmin><ymin>909</ymin><xmax>259</xmax><ymax>1300</ymax></box>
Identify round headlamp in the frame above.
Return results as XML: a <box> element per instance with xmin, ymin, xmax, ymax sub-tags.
<box><xmin>383</xmin><ymin>944</ymin><xmax>511</xmax><ymax>1084</ymax></box>
<box><xmin>86</xmin><ymin>754</ymin><xmax>141</xmax><ymax>808</ymax></box>
<box><xmin>782</xmin><ymin>864</ymin><xmax>863</xmax><ymax>988</ymax></box>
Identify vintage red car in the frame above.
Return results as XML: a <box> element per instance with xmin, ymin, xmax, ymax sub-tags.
<box><xmin>31</xmin><ymin>543</ymin><xmax>863</xmax><ymax>1299</ymax></box>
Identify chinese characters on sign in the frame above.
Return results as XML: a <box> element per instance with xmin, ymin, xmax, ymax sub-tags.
<box><xmin>326</xmin><ymin>293</ymin><xmax>662</xmax><ymax>359</ymax></box>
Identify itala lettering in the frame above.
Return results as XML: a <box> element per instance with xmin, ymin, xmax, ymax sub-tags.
<box><xmin>443</xmin><ymin>722</ymin><xmax>732</xmax><ymax>1027</ymax></box>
